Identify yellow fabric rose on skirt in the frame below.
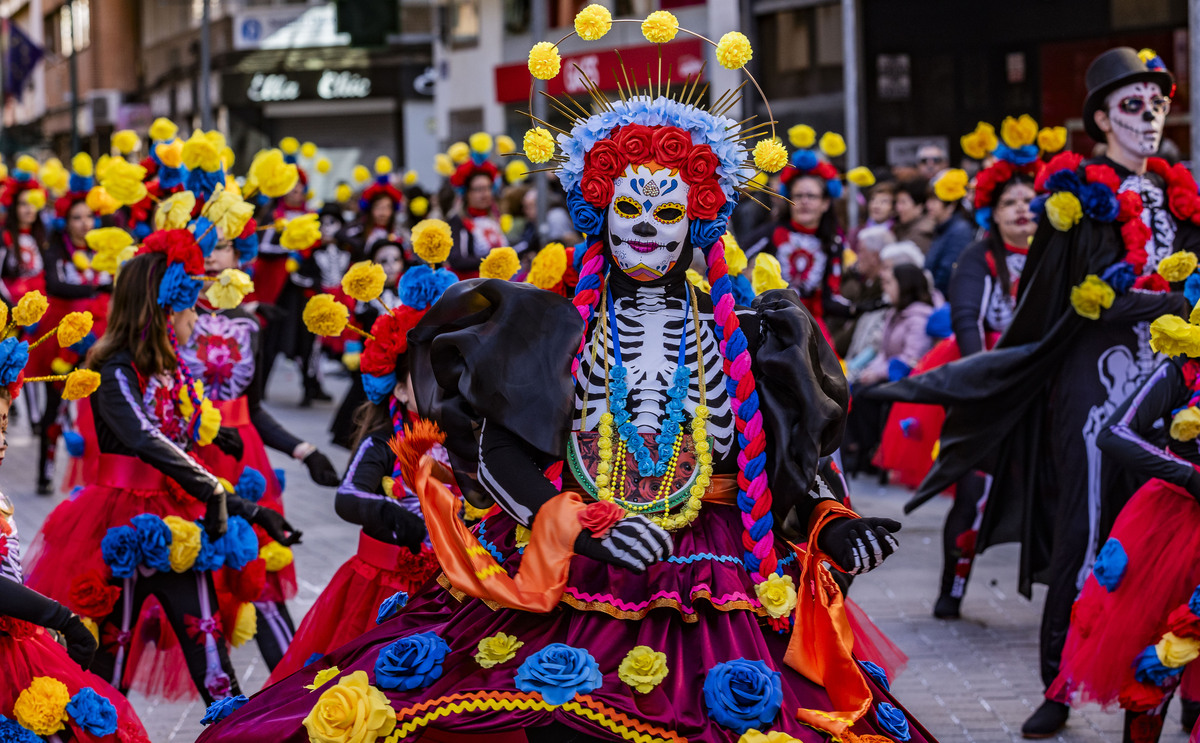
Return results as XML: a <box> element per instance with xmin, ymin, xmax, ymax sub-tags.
<box><xmin>475</xmin><ymin>632</ymin><xmax>524</xmax><ymax>668</ymax></box>
<box><xmin>618</xmin><ymin>645</ymin><xmax>670</xmax><ymax>693</ymax></box>
<box><xmin>754</xmin><ymin>573</ymin><xmax>798</xmax><ymax>618</ymax></box>
<box><xmin>303</xmin><ymin>670</ymin><xmax>396</xmax><ymax>743</ymax></box>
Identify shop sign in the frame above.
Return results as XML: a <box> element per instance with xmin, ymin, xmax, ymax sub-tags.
<box><xmin>317</xmin><ymin>70</ymin><xmax>371</xmax><ymax>99</ymax></box>
<box><xmin>247</xmin><ymin>73</ymin><xmax>301</xmax><ymax>102</ymax></box>
<box><xmin>226</xmin><ymin>64</ymin><xmax>426</xmax><ymax>107</ymax></box>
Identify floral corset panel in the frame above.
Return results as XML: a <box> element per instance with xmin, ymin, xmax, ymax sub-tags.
<box><xmin>142</xmin><ymin>374</ymin><xmax>191</xmax><ymax>446</ymax></box>
<box><xmin>181</xmin><ymin>312</ymin><xmax>259</xmax><ymax>401</ymax></box>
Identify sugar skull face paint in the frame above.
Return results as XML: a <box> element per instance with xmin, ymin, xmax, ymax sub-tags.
<box><xmin>1104</xmin><ymin>81</ymin><xmax>1169</xmax><ymax>157</ymax></box>
<box><xmin>606</xmin><ymin>164</ymin><xmax>690</xmax><ymax>282</ymax></box>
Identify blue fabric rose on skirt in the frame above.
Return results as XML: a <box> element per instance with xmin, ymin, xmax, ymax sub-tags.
<box><xmin>130</xmin><ymin>514</ymin><xmax>173</xmax><ymax>573</ymax></box>
<box><xmin>702</xmin><ymin>658</ymin><xmax>783</xmax><ymax>734</ymax></box>
<box><xmin>101</xmin><ymin>525</ymin><xmax>142</xmax><ymax>579</ymax></box>
<box><xmin>374</xmin><ymin>632</ymin><xmax>451</xmax><ymax>691</ymax></box>
<box><xmin>1093</xmin><ymin>538</ymin><xmax>1128</xmax><ymax>592</ymax></box>
<box><xmin>876</xmin><ymin>702</ymin><xmax>912</xmax><ymax>741</ymax></box>
<box><xmin>201</xmin><ymin>695</ymin><xmax>249</xmax><ymax>725</ymax></box>
<box><xmin>376</xmin><ymin>591</ymin><xmax>409</xmax><ymax>625</ymax></box>
<box><xmin>514</xmin><ymin>643</ymin><xmax>604</xmax><ymax>706</ymax></box>
<box><xmin>65</xmin><ymin>687</ymin><xmax>119</xmax><ymax>736</ymax></box>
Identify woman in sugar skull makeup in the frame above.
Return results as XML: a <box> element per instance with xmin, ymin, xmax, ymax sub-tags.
<box><xmin>876</xmin><ymin>47</ymin><xmax>1200</xmax><ymax>738</ymax></box>
<box><xmin>198</xmin><ymin>13</ymin><xmax>934</xmax><ymax>743</ymax></box>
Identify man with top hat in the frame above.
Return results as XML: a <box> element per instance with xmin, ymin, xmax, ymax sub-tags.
<box><xmin>874</xmin><ymin>46</ymin><xmax>1200</xmax><ymax>738</ymax></box>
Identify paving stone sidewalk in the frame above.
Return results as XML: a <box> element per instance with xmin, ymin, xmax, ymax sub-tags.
<box><xmin>6</xmin><ymin>363</ymin><xmax>1183</xmax><ymax>742</ymax></box>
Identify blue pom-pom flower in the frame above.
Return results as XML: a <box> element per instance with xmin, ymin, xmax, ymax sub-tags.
<box><xmin>1093</xmin><ymin>537</ymin><xmax>1128</xmax><ymax>592</ymax></box>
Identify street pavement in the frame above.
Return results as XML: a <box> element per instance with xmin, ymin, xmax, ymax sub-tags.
<box><xmin>5</xmin><ymin>361</ymin><xmax>1187</xmax><ymax>743</ymax></box>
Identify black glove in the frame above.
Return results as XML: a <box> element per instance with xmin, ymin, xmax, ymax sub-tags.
<box><xmin>816</xmin><ymin>516</ymin><xmax>901</xmax><ymax>575</ymax></box>
<box><xmin>213</xmin><ymin>427</ymin><xmax>244</xmax><ymax>460</ymax></box>
<box><xmin>203</xmin><ymin>487</ymin><xmax>229</xmax><ymax>542</ymax></box>
<box><xmin>59</xmin><ymin>614</ymin><xmax>98</xmax><ymax>670</ymax></box>
<box><xmin>573</xmin><ymin>516</ymin><xmax>673</xmax><ymax>573</ymax></box>
<box><xmin>252</xmin><ymin>506</ymin><xmax>303</xmax><ymax>546</ymax></box>
<box><xmin>304</xmin><ymin>449</ymin><xmax>340</xmax><ymax>486</ymax></box>
<box><xmin>362</xmin><ymin>502</ymin><xmax>426</xmax><ymax>554</ymax></box>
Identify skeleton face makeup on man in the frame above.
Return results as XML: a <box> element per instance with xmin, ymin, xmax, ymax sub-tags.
<box><xmin>606</xmin><ymin>163</ymin><xmax>690</xmax><ymax>282</ymax></box>
<box><xmin>1101</xmin><ymin>81</ymin><xmax>1169</xmax><ymax>159</ymax></box>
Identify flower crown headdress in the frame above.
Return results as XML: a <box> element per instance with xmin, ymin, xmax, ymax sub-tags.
<box><xmin>434</xmin><ymin>133</ymin><xmax>528</xmax><ymax>193</ymax></box>
<box><xmin>778</xmin><ymin>125</ymin><xmax>875</xmax><ymax>196</ymax></box>
<box><xmin>961</xmin><ymin>116</ymin><xmax>1063</xmax><ymax>228</ymax></box>
<box><xmin>0</xmin><ymin>155</ymin><xmax>46</xmax><ymax>211</ymax></box>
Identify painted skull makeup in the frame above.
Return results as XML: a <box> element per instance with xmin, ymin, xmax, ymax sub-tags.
<box><xmin>1104</xmin><ymin>81</ymin><xmax>1168</xmax><ymax>157</ymax></box>
<box><xmin>606</xmin><ymin>164</ymin><xmax>690</xmax><ymax>282</ymax></box>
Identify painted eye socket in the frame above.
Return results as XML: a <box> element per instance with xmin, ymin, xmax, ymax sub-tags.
<box><xmin>614</xmin><ymin>196</ymin><xmax>642</xmax><ymax>219</ymax></box>
<box><xmin>652</xmin><ymin>203</ymin><xmax>686</xmax><ymax>225</ymax></box>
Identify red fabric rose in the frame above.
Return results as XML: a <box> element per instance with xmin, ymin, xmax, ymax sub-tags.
<box><xmin>580</xmin><ymin>170</ymin><xmax>615</xmax><ymax>209</ymax></box>
<box><xmin>681</xmin><ymin>144</ymin><xmax>720</xmax><ymax>186</ymax></box>
<box><xmin>1133</xmin><ymin>273</ymin><xmax>1169</xmax><ymax>293</ymax></box>
<box><xmin>813</xmin><ymin>162</ymin><xmax>838</xmax><ymax>181</ymax></box>
<box><xmin>1170</xmin><ymin>162</ymin><xmax>1198</xmax><ymax>190</ymax></box>
<box><xmin>650</xmin><ymin>126</ymin><xmax>692</xmax><ymax>169</ymax></box>
<box><xmin>1167</xmin><ymin>605</ymin><xmax>1200</xmax><ymax>639</ymax></box>
<box><xmin>1123</xmin><ymin>217</ymin><xmax>1152</xmax><ymax>256</ymax></box>
<box><xmin>1119</xmin><ymin>681</ymin><xmax>1168</xmax><ymax>713</ymax></box>
<box><xmin>167</xmin><ymin>239</ymin><xmax>204</xmax><ymax>276</ymax></box>
<box><xmin>613</xmin><ymin>125</ymin><xmax>654</xmax><ymax>164</ymax></box>
<box><xmin>1084</xmin><ymin>164</ymin><xmax>1121</xmax><ymax>191</ymax></box>
<box><xmin>0</xmin><ymin>616</ymin><xmax>37</xmax><ymax>640</ymax></box>
<box><xmin>1146</xmin><ymin>157</ymin><xmax>1172</xmax><ymax>179</ymax></box>
<box><xmin>1117</xmin><ymin>191</ymin><xmax>1144</xmax><ymax>222</ymax></box>
<box><xmin>585</xmin><ymin>140</ymin><xmax>627</xmax><ymax>180</ymax></box>
<box><xmin>361</xmin><ymin>308</ymin><xmax>415</xmax><ymax>376</ymax></box>
<box><xmin>1169</xmin><ymin>186</ymin><xmax>1198</xmax><ymax>220</ymax></box>
<box><xmin>578</xmin><ymin>500</ymin><xmax>625</xmax><ymax>540</ymax></box>
<box><xmin>1036</xmin><ymin>152</ymin><xmax>1084</xmax><ymax>192</ymax></box>
<box><xmin>687</xmin><ymin>180</ymin><xmax>727</xmax><ymax>222</ymax></box>
<box><xmin>68</xmin><ymin>569</ymin><xmax>122</xmax><ymax>619</ymax></box>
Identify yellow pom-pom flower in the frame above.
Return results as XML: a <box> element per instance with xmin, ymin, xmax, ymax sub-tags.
<box><xmin>342</xmin><ymin>260</ymin><xmax>387</xmax><ymax>302</ymax></box>
<box><xmin>163</xmin><ymin>515</ymin><xmax>201</xmax><ymax>572</ymax></box>
<box><xmin>434</xmin><ymin>153</ymin><xmax>455</xmax><ymax>176</ymax></box>
<box><xmin>403</xmin><ymin>170</ymin><xmax>418</xmax><ymax>186</ymax></box>
<box><xmin>206</xmin><ymin>269</ymin><xmax>255</xmax><ymax>310</ymax></box>
<box><xmin>80</xmin><ymin>616</ymin><xmax>99</xmax><ymax>643</ymax></box>
<box><xmin>316</xmin><ymin>157</ymin><xmax>331</xmax><ymax>175</ymax></box>
<box><xmin>1001</xmin><ymin>114</ymin><xmax>1039</xmax><ymax>149</ymax></box>
<box><xmin>1139</xmin><ymin>48</ymin><xmax>1160</xmax><ymax>65</ymax></box>
<box><xmin>250</xmin><ymin>149</ymin><xmax>300</xmax><ymax>199</ymax></box>
<box><xmin>752</xmin><ymin>254</ymin><xmax>788</xmax><ymax>294</ymax></box>
<box><xmin>723</xmin><ymin>233</ymin><xmax>747</xmax><ymax>276</ymax></box>
<box><xmin>182</xmin><ymin>131</ymin><xmax>220</xmax><ymax>171</ymax></box>
<box><xmin>527</xmin><ymin>242</ymin><xmax>567</xmax><ymax>289</ymax></box>
<box><xmin>1038</xmin><ymin>126</ymin><xmax>1067</xmax><ymax>153</ymax></box>
<box><xmin>411</xmin><ymin>219</ymin><xmax>453</xmax><ymax>264</ymax></box>
<box><xmin>1156</xmin><ymin>631</ymin><xmax>1200</xmax><ymax>668</ymax></box>
<box><xmin>155</xmin><ymin>138</ymin><xmax>184</xmax><ymax>169</ymax></box>
<box><xmin>281</xmin><ymin>213</ymin><xmax>322</xmax><ymax>251</ymax></box>
<box><xmin>300</xmin><ymin>141</ymin><xmax>318</xmax><ymax>159</ymax></box>
<box><xmin>447</xmin><ymin>142</ymin><xmax>470</xmax><ymax>165</ymax></box>
<box><xmin>754</xmin><ymin>573</ymin><xmax>798</xmax><ymax>618</ymax></box>
<box><xmin>1158</xmin><ymin>251</ymin><xmax>1198</xmax><ymax>282</ymax></box>
<box><xmin>149</xmin><ymin>117</ymin><xmax>178</xmax><ymax>141</ymax></box>
<box><xmin>495</xmin><ymin>135</ymin><xmax>516</xmax><ymax>156</ymax></box>
<box><xmin>523</xmin><ymin>128</ymin><xmax>556</xmax><ymax>164</ymax></box>
<box><xmin>71</xmin><ymin>250</ymin><xmax>90</xmax><ymax>272</ymax></box>
<box><xmin>56</xmin><ymin>311</ymin><xmax>93</xmax><ymax>347</ymax></box>
<box><xmin>24</xmin><ymin>189</ymin><xmax>46</xmax><ymax>211</ymax></box>
<box><xmin>111</xmin><ymin>129</ymin><xmax>140</xmax><ymax>155</ymax></box>
<box><xmin>752</xmin><ymin>139</ymin><xmax>787</xmax><ymax>173</ymax></box>
<box><xmin>933</xmin><ymin>168</ymin><xmax>968</xmax><ymax>203</ymax></box>
<box><xmin>302</xmin><ymin>671</ymin><xmax>396</xmax><ymax>743</ymax></box>
<box><xmin>504</xmin><ymin>159</ymin><xmax>529</xmax><ymax>184</ymax></box>
<box><xmin>335</xmin><ymin>183</ymin><xmax>353</xmax><ymax>203</ymax></box>
<box><xmin>499</xmin><ymin>214</ymin><xmax>514</xmax><ymax>234</ymax></box>
<box><xmin>71</xmin><ymin>152</ymin><xmax>94</xmax><ymax>178</ymax></box>
<box><xmin>1170</xmin><ymin>407</ymin><xmax>1200</xmax><ymax>441</ymax></box>
<box><xmin>304</xmin><ymin>295</ymin><xmax>350</xmax><ymax>337</ymax></box>
<box><xmin>641</xmin><ymin>10</ymin><xmax>678</xmax><ymax>43</ymax></box>
<box><xmin>86</xmin><ymin>226</ymin><xmax>135</xmax><ymax>272</ymax></box>
<box><xmin>260</xmin><ymin>542</ymin><xmax>295</xmax><ymax>572</ymax></box>
<box><xmin>469</xmin><ymin>132</ymin><xmax>493</xmax><ymax>155</ymax></box>
<box><xmin>475</xmin><ymin>632</ymin><xmax>524</xmax><ymax>668</ymax></box>
<box><xmin>50</xmin><ymin>357</ymin><xmax>72</xmax><ymax>375</ymax></box>
<box><xmin>819</xmin><ymin>132</ymin><xmax>847</xmax><ymax>157</ymax></box>
<box><xmin>479</xmin><ymin>247</ymin><xmax>520</xmax><ymax>280</ymax></box>
<box><xmin>715</xmin><ymin>31</ymin><xmax>753</xmax><ymax>70</ymax></box>
<box><xmin>99</xmin><ymin>157</ymin><xmax>148</xmax><ymax>206</ymax></box>
<box><xmin>231</xmin><ymin>602</ymin><xmax>257</xmax><ymax>647</ymax></box>
<box><xmin>13</xmin><ymin>291</ymin><xmax>48</xmax><ymax>326</ymax></box>
<box><xmin>279</xmin><ymin>136</ymin><xmax>300</xmax><ymax>155</ymax></box>
<box><xmin>528</xmin><ymin>41</ymin><xmax>562</xmax><ymax>80</ymax></box>
<box><xmin>1151</xmin><ymin>314</ymin><xmax>1200</xmax><ymax>357</ymax></box>
<box><xmin>40</xmin><ymin>161</ymin><xmax>68</xmax><ymax>194</ymax></box>
<box><xmin>788</xmin><ymin>124</ymin><xmax>816</xmax><ymax>149</ymax></box>
<box><xmin>63</xmin><ymin>368</ymin><xmax>101</xmax><ymax>400</ymax></box>
<box><xmin>618</xmin><ymin>646</ymin><xmax>670</xmax><ymax>693</ymax></box>
<box><xmin>15</xmin><ymin>154</ymin><xmax>39</xmax><ymax>174</ymax></box>
<box><xmin>847</xmin><ymin>166</ymin><xmax>875</xmax><ymax>187</ymax></box>
<box><xmin>574</xmin><ymin>4</ymin><xmax>612</xmax><ymax>40</ymax></box>
<box><xmin>196</xmin><ymin>399</ymin><xmax>221</xmax><ymax>445</ymax></box>
<box><xmin>202</xmin><ymin>185</ymin><xmax>254</xmax><ymax>240</ymax></box>
<box><xmin>13</xmin><ymin>676</ymin><xmax>71</xmax><ymax>736</ymax></box>
<box><xmin>1070</xmin><ymin>275</ymin><xmax>1115</xmax><ymax>321</ymax></box>
<box><xmin>409</xmin><ymin>195</ymin><xmax>429</xmax><ymax>218</ymax></box>
<box><xmin>960</xmin><ymin>121</ymin><xmax>999</xmax><ymax>160</ymax></box>
<box><xmin>352</xmin><ymin>164</ymin><xmax>371</xmax><ymax>184</ymax></box>
<box><xmin>374</xmin><ymin>156</ymin><xmax>393</xmax><ymax>175</ymax></box>
<box><xmin>1045</xmin><ymin>191</ymin><xmax>1083</xmax><ymax>232</ymax></box>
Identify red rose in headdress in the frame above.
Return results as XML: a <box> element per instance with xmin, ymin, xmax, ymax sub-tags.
<box><xmin>1035</xmin><ymin>152</ymin><xmax>1083</xmax><ymax>192</ymax></box>
<box><xmin>580</xmin><ymin>170</ymin><xmax>615</xmax><ymax>210</ymax></box>
<box><xmin>813</xmin><ymin>161</ymin><xmax>838</xmax><ymax>182</ymax></box>
<box><xmin>681</xmin><ymin>144</ymin><xmax>720</xmax><ymax>186</ymax></box>
<box><xmin>1084</xmin><ymin>164</ymin><xmax>1121</xmax><ymax>192</ymax></box>
<box><xmin>612</xmin><ymin>125</ymin><xmax>653</xmax><ymax>164</ymax></box>
<box><xmin>240</xmin><ymin>218</ymin><xmax>257</xmax><ymax>240</ymax></box>
<box><xmin>361</xmin><ymin>309</ymin><xmax>411</xmax><ymax>376</ymax></box>
<box><xmin>1168</xmin><ymin>605</ymin><xmax>1200</xmax><ymax>639</ymax></box>
<box><xmin>651</xmin><ymin>126</ymin><xmax>692</xmax><ymax>169</ymax></box>
<box><xmin>687</xmin><ymin>180</ymin><xmax>727</xmax><ymax>222</ymax></box>
<box><xmin>585</xmin><ymin>140</ymin><xmax>626</xmax><ymax>180</ymax></box>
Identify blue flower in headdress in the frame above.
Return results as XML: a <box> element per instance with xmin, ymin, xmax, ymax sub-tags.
<box><xmin>566</xmin><ymin>187</ymin><xmax>604</xmax><ymax>237</ymax></box>
<box><xmin>234</xmin><ymin>230</ymin><xmax>259</xmax><ymax>263</ymax></box>
<box><xmin>190</xmin><ymin>217</ymin><xmax>219</xmax><ymax>257</ymax></box>
<box><xmin>0</xmin><ymin>338</ymin><xmax>29</xmax><ymax>386</ymax></box>
<box><xmin>133</xmin><ymin>222</ymin><xmax>153</xmax><ymax>241</ymax></box>
<box><xmin>994</xmin><ymin>143</ymin><xmax>1039</xmax><ymax>166</ymax></box>
<box><xmin>791</xmin><ymin>149</ymin><xmax>819</xmax><ymax>171</ymax></box>
<box><xmin>159</xmin><ymin>166</ymin><xmax>187</xmax><ymax>190</ymax></box>
<box><xmin>1102</xmin><ymin>261</ymin><xmax>1137</xmax><ymax>294</ymax></box>
<box><xmin>1044</xmin><ymin>169</ymin><xmax>1081</xmax><ymax>195</ymax></box>
<box><xmin>363</xmin><ymin>372</ymin><xmax>398</xmax><ymax>405</ymax></box>
<box><xmin>158</xmin><ymin>261</ymin><xmax>202</xmax><ymax>311</ymax></box>
<box><xmin>66</xmin><ymin>687</ymin><xmax>119</xmax><ymax>736</ymax></box>
<box><xmin>826</xmin><ymin>178</ymin><xmax>844</xmax><ymax>199</ymax></box>
<box><xmin>236</xmin><ymin>467</ymin><xmax>267</xmax><ymax>503</ymax></box>
<box><xmin>1079</xmin><ymin>182</ymin><xmax>1120</xmax><ymax>222</ymax></box>
<box><xmin>68</xmin><ymin>173</ymin><xmax>93</xmax><ymax>193</ymax></box>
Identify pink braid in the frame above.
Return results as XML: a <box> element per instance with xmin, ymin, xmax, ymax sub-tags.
<box><xmin>570</xmin><ymin>239</ymin><xmax>606</xmax><ymax>379</ymax></box>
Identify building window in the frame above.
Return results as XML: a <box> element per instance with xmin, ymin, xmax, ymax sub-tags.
<box><xmin>449</xmin><ymin>0</ymin><xmax>481</xmax><ymax>47</ymax></box>
<box><xmin>757</xmin><ymin>3</ymin><xmax>843</xmax><ymax>99</ymax></box>
<box><xmin>54</xmin><ymin>0</ymin><xmax>90</xmax><ymax>56</ymax></box>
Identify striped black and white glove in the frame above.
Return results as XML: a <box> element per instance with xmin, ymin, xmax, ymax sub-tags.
<box><xmin>817</xmin><ymin>517</ymin><xmax>901</xmax><ymax>575</ymax></box>
<box><xmin>574</xmin><ymin>515</ymin><xmax>674</xmax><ymax>573</ymax></box>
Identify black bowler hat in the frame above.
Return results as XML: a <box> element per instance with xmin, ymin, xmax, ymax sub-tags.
<box><xmin>1083</xmin><ymin>47</ymin><xmax>1174</xmax><ymax>141</ymax></box>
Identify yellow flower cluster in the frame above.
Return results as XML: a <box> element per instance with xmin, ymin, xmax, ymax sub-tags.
<box><xmin>523</xmin><ymin>128</ymin><xmax>556</xmax><ymax>164</ymax></box>
<box><xmin>40</xmin><ymin>160</ymin><xmax>67</xmax><ymax>193</ymax></box>
<box><xmin>1170</xmin><ymin>407</ymin><xmax>1200</xmax><ymax>441</ymax></box>
<box><xmin>23</xmin><ymin>188</ymin><xmax>46</xmax><ymax>211</ymax></box>
<box><xmin>303</xmin><ymin>670</ymin><xmax>396</xmax><ymax>743</ymax></box>
<box><xmin>528</xmin><ymin>41</ymin><xmax>562</xmax><ymax>80</ymax></box>
<box><xmin>182</xmin><ymin>130</ymin><xmax>221</xmax><ymax>171</ymax></box>
<box><xmin>475</xmin><ymin>632</ymin><xmax>524</xmax><ymax>668</ymax></box>
<box><xmin>754</xmin><ymin>573</ymin><xmax>798</xmax><ymax>618</ymax></box>
<box><xmin>1038</xmin><ymin>126</ymin><xmax>1067</xmax><ymax>153</ymax></box>
<box><xmin>374</xmin><ymin>155</ymin><xmax>393</xmax><ymax>175</ymax></box>
<box><xmin>752</xmin><ymin>254</ymin><xmax>788</xmax><ymax>294</ymax></box>
<box><xmin>1150</xmin><ymin>314</ymin><xmax>1200</xmax><ymax>356</ymax></box>
<box><xmin>100</xmin><ymin>157</ymin><xmax>149</xmax><ymax>206</ymax></box>
<box><xmin>411</xmin><ymin>218</ymin><xmax>454</xmax><ymax>264</ymax></box>
<box><xmin>752</xmin><ymin>139</ymin><xmax>787</xmax><ymax>174</ymax></box>
<box><xmin>1156</xmin><ymin>631</ymin><xmax>1200</xmax><ymax>667</ymax></box>
<box><xmin>72</xmin><ymin>251</ymin><xmax>90</xmax><ymax>272</ymax></box>
<box><xmin>281</xmin><ymin>213</ymin><xmax>322</xmax><ymax>251</ymax></box>
<box><xmin>231</xmin><ymin>602</ymin><xmax>257</xmax><ymax>647</ymax></box>
<box><xmin>641</xmin><ymin>10</ymin><xmax>678</xmax><ymax>43</ymax></box>
<box><xmin>505</xmin><ymin>160</ymin><xmax>530</xmax><ymax>185</ymax></box>
<box><xmin>56</xmin><ymin>311</ymin><xmax>93</xmax><ymax>347</ymax></box>
<box><xmin>203</xmin><ymin>184</ymin><xmax>255</xmax><ymax>240</ymax></box>
<box><xmin>304</xmin><ymin>295</ymin><xmax>350</xmax><ymax>337</ymax></box>
<box><xmin>933</xmin><ymin>169</ymin><xmax>968</xmax><ymax>203</ymax></box>
<box><xmin>280</xmin><ymin>137</ymin><xmax>300</xmax><ymax>155</ymax></box>
<box><xmin>716</xmin><ymin>31</ymin><xmax>753</xmax><ymax>70</ymax></box>
<box><xmin>618</xmin><ymin>645</ymin><xmax>670</xmax><ymax>693</ymax></box>
<box><xmin>13</xmin><ymin>676</ymin><xmax>71</xmax><ymax>736</ymax></box>
<box><xmin>448</xmin><ymin>142</ymin><xmax>470</xmax><ymax>165</ymax></box>
<box><xmin>353</xmin><ymin>164</ymin><xmax>371</xmax><ymax>183</ymax></box>
<box><xmin>409</xmin><ymin>196</ymin><xmax>429</xmax><ymax>218</ymax></box>
<box><xmin>206</xmin><ymin>269</ymin><xmax>255</xmax><ymax>310</ymax></box>
<box><xmin>1138</xmin><ymin>48</ymin><xmax>1160</xmax><ymax>65</ymax></box>
<box><xmin>1070</xmin><ymin>275</ymin><xmax>1115</xmax><ymax>321</ymax></box>
<box><xmin>156</xmin><ymin>138</ymin><xmax>185</xmax><ymax>169</ymax></box>
<box><xmin>495</xmin><ymin>135</ymin><xmax>516</xmax><ymax>155</ymax></box>
<box><xmin>819</xmin><ymin>132</ymin><xmax>846</xmax><ymax>157</ymax></box>
<box><xmin>156</xmin><ymin>191</ymin><xmax>197</xmax><ymax>231</ymax></box>
<box><xmin>1158</xmin><ymin>251</ymin><xmax>1198</xmax><ymax>282</ymax></box>
<box><xmin>527</xmin><ymin>242</ymin><xmax>568</xmax><ymax>289</ymax></box>
<box><xmin>13</xmin><ymin>291</ymin><xmax>48</xmax><ymax>326</ymax></box>
<box><xmin>960</xmin><ymin>121</ymin><xmax>999</xmax><ymax>160</ymax></box>
<box><xmin>1001</xmin><ymin>114</ymin><xmax>1038</xmax><ymax>149</ymax></box>
<box><xmin>164</xmin><ymin>515</ymin><xmax>201</xmax><ymax>572</ymax></box>
<box><xmin>434</xmin><ymin>154</ymin><xmax>455</xmax><ymax>177</ymax></box>
<box><xmin>574</xmin><ymin>4</ymin><xmax>612</xmax><ymax>40</ymax></box>
<box><xmin>15</xmin><ymin>155</ymin><xmax>38</xmax><ymax>174</ymax></box>
<box><xmin>305</xmin><ymin>666</ymin><xmax>341</xmax><ymax>691</ymax></box>
<box><xmin>468</xmin><ymin>132</ymin><xmax>492</xmax><ymax>155</ymax></box>
<box><xmin>71</xmin><ymin>152</ymin><xmax>94</xmax><ymax>178</ymax></box>
<box><xmin>342</xmin><ymin>260</ymin><xmax>387</xmax><ymax>302</ymax></box>
<box><xmin>316</xmin><ymin>158</ymin><xmax>331</xmax><ymax>174</ymax></box>
<box><xmin>301</xmin><ymin>141</ymin><xmax>318</xmax><ymax>159</ymax></box>
<box><xmin>112</xmin><ymin>129</ymin><xmax>140</xmax><ymax>155</ymax></box>
<box><xmin>247</xmin><ymin>149</ymin><xmax>299</xmax><ymax>199</ymax></box>
<box><xmin>846</xmin><ymin>166</ymin><xmax>875</xmax><ymax>188</ymax></box>
<box><xmin>86</xmin><ymin>227</ymin><xmax>135</xmax><ymax>273</ymax></box>
<box><xmin>335</xmin><ymin>183</ymin><xmax>353</xmax><ymax>203</ymax></box>
<box><xmin>261</xmin><ymin>542</ymin><xmax>295</xmax><ymax>572</ymax></box>
<box><xmin>788</xmin><ymin>125</ymin><xmax>816</xmax><ymax>149</ymax></box>
<box><xmin>480</xmin><ymin>247</ymin><xmax>521</xmax><ymax>280</ymax></box>
<box><xmin>86</xmin><ymin>186</ymin><xmax>121</xmax><ymax>217</ymax></box>
<box><xmin>197</xmin><ymin>398</ymin><xmax>221</xmax><ymax>445</ymax></box>
<box><xmin>149</xmin><ymin>117</ymin><xmax>178</xmax><ymax>141</ymax></box>
<box><xmin>1045</xmin><ymin>191</ymin><xmax>1083</xmax><ymax>232</ymax></box>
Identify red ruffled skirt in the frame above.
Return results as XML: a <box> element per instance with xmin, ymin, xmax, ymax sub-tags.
<box><xmin>1049</xmin><ymin>479</ymin><xmax>1200</xmax><ymax>709</ymax></box>
<box><xmin>266</xmin><ymin>532</ymin><xmax>441</xmax><ymax>685</ymax></box>
<box><xmin>0</xmin><ymin>620</ymin><xmax>150</xmax><ymax>742</ymax></box>
<box><xmin>26</xmin><ymin>293</ymin><xmax>109</xmax><ymax>378</ymax></box>
<box><xmin>195</xmin><ymin>396</ymin><xmax>296</xmax><ymax>603</ymax></box>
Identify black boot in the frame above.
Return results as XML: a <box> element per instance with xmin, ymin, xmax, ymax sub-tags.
<box><xmin>1124</xmin><ymin>709</ymin><xmax>1166</xmax><ymax>743</ymax></box>
<box><xmin>1181</xmin><ymin>698</ymin><xmax>1199</xmax><ymax>732</ymax></box>
<box><xmin>933</xmin><ymin>594</ymin><xmax>961</xmax><ymax>620</ymax></box>
<box><xmin>1021</xmin><ymin>700</ymin><xmax>1069</xmax><ymax>739</ymax></box>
